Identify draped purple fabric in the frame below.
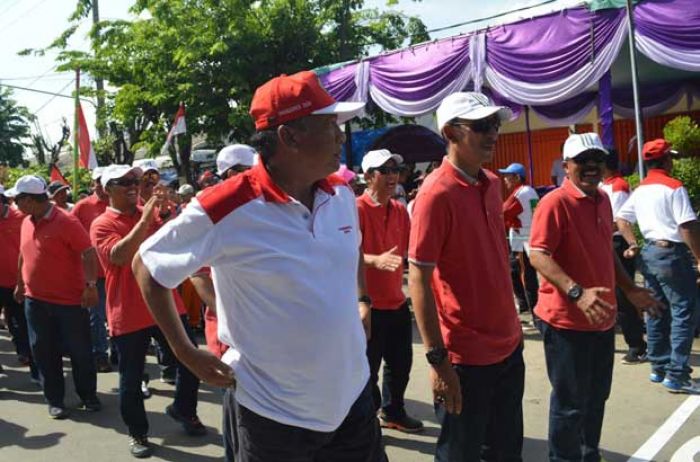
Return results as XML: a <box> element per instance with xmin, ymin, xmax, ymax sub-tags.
<box><xmin>369</xmin><ymin>36</ymin><xmax>471</xmax><ymax>100</ymax></box>
<box><xmin>486</xmin><ymin>7</ymin><xmax>625</xmax><ymax>83</ymax></box>
<box><xmin>598</xmin><ymin>70</ymin><xmax>614</xmax><ymax>147</ymax></box>
<box><xmin>318</xmin><ymin>63</ymin><xmax>358</xmax><ymax>102</ymax></box>
<box><xmin>635</xmin><ymin>0</ymin><xmax>700</xmax><ymax>50</ymax></box>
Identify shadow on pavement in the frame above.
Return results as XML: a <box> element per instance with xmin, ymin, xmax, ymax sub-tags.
<box><xmin>0</xmin><ymin>419</ymin><xmax>65</xmax><ymax>450</ymax></box>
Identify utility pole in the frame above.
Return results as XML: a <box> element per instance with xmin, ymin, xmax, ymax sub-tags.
<box><xmin>92</xmin><ymin>0</ymin><xmax>106</xmax><ymax>138</ymax></box>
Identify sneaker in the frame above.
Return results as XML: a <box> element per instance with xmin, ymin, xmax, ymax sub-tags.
<box><xmin>96</xmin><ymin>356</ymin><xmax>113</xmax><ymax>373</ymax></box>
<box><xmin>0</xmin><ymin>364</ymin><xmax>7</xmax><ymax>379</ymax></box>
<box><xmin>165</xmin><ymin>404</ymin><xmax>207</xmax><ymax>436</ymax></box>
<box><xmin>141</xmin><ymin>381</ymin><xmax>151</xmax><ymax>399</ymax></box>
<box><xmin>129</xmin><ymin>435</ymin><xmax>153</xmax><ymax>458</ymax></box>
<box><xmin>379</xmin><ymin>412</ymin><xmax>424</xmax><ymax>433</ymax></box>
<box><xmin>622</xmin><ymin>350</ymin><xmax>647</xmax><ymax>365</ymax></box>
<box><xmin>48</xmin><ymin>405</ymin><xmax>70</xmax><ymax>419</ymax></box>
<box><xmin>662</xmin><ymin>378</ymin><xmax>700</xmax><ymax>394</ymax></box>
<box><xmin>649</xmin><ymin>372</ymin><xmax>665</xmax><ymax>383</ymax></box>
<box><xmin>80</xmin><ymin>396</ymin><xmax>102</xmax><ymax>412</ymax></box>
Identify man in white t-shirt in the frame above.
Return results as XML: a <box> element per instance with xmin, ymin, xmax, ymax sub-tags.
<box><xmin>500</xmin><ymin>163</ymin><xmax>539</xmax><ymax>316</ymax></box>
<box><xmin>550</xmin><ymin>143</ymin><xmax>567</xmax><ymax>186</ymax></box>
<box><xmin>617</xmin><ymin>139</ymin><xmax>700</xmax><ymax>394</ymax></box>
<box><xmin>132</xmin><ymin>70</ymin><xmax>385</xmax><ymax>461</ymax></box>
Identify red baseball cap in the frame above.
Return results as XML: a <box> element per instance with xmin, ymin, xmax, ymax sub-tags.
<box><xmin>250</xmin><ymin>71</ymin><xmax>365</xmax><ymax>130</ymax></box>
<box><xmin>642</xmin><ymin>139</ymin><xmax>674</xmax><ymax>161</ymax></box>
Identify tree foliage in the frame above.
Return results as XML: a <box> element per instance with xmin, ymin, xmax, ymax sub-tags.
<box><xmin>663</xmin><ymin>115</ymin><xmax>700</xmax><ymax>157</ymax></box>
<box><xmin>31</xmin><ymin>0</ymin><xmax>429</xmax><ymax>180</ymax></box>
<box><xmin>0</xmin><ymin>87</ymin><xmax>33</xmax><ymax>167</ymax></box>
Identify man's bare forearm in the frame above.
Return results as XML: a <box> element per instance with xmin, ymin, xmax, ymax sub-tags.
<box><xmin>616</xmin><ymin>219</ymin><xmax>638</xmax><ymax>247</ymax></box>
<box><xmin>529</xmin><ymin>250</ymin><xmax>575</xmax><ymax>294</ymax></box>
<box><xmin>110</xmin><ymin>218</ymin><xmax>152</xmax><ymax>266</ymax></box>
<box><xmin>132</xmin><ymin>253</ymin><xmax>193</xmax><ymax>357</ymax></box>
<box><xmin>613</xmin><ymin>250</ymin><xmax>636</xmax><ymax>293</ymax></box>
<box><xmin>408</xmin><ymin>263</ymin><xmax>443</xmax><ymax>349</ymax></box>
<box><xmin>81</xmin><ymin>247</ymin><xmax>99</xmax><ymax>283</ymax></box>
<box><xmin>190</xmin><ymin>274</ymin><xmax>216</xmax><ymax>310</ymax></box>
<box><xmin>680</xmin><ymin>220</ymin><xmax>700</xmax><ymax>261</ymax></box>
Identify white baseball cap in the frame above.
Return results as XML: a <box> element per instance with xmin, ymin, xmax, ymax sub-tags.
<box><xmin>361</xmin><ymin>149</ymin><xmax>404</xmax><ymax>173</ymax></box>
<box><xmin>216</xmin><ymin>144</ymin><xmax>256</xmax><ymax>176</ymax></box>
<box><xmin>91</xmin><ymin>166</ymin><xmax>105</xmax><ymax>181</ymax></box>
<box><xmin>5</xmin><ymin>175</ymin><xmax>48</xmax><ymax>197</ymax></box>
<box><xmin>132</xmin><ymin>158</ymin><xmax>159</xmax><ymax>174</ymax></box>
<box><xmin>178</xmin><ymin>184</ymin><xmax>195</xmax><ymax>195</ymax></box>
<box><xmin>562</xmin><ymin>133</ymin><xmax>608</xmax><ymax>160</ymax></box>
<box><xmin>101</xmin><ymin>164</ymin><xmax>143</xmax><ymax>187</ymax></box>
<box><xmin>436</xmin><ymin>92</ymin><xmax>512</xmax><ymax>132</ymax></box>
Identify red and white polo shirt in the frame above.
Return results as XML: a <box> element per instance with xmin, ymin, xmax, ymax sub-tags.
<box><xmin>600</xmin><ymin>174</ymin><xmax>630</xmax><ymax>236</ymax></box>
<box><xmin>617</xmin><ymin>169</ymin><xmax>697</xmax><ymax>242</ymax></box>
<box><xmin>139</xmin><ymin>163</ymin><xmax>369</xmax><ymax>432</ymax></box>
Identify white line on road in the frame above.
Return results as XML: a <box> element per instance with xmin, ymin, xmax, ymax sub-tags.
<box><xmin>627</xmin><ymin>395</ymin><xmax>700</xmax><ymax>462</ymax></box>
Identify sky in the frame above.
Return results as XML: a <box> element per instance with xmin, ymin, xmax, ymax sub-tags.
<box><xmin>0</xmin><ymin>0</ymin><xmax>578</xmax><ymax>148</ymax></box>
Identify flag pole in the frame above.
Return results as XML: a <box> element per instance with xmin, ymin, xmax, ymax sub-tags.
<box><xmin>626</xmin><ymin>0</ymin><xmax>645</xmax><ymax>179</ymax></box>
<box><xmin>73</xmin><ymin>68</ymin><xmax>81</xmax><ymax>195</ymax></box>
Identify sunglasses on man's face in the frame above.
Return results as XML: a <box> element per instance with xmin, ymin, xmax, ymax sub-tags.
<box><xmin>374</xmin><ymin>165</ymin><xmax>401</xmax><ymax>175</ymax></box>
<box><xmin>572</xmin><ymin>152</ymin><xmax>606</xmax><ymax>165</ymax></box>
<box><xmin>450</xmin><ymin>117</ymin><xmax>501</xmax><ymax>134</ymax></box>
<box><xmin>109</xmin><ymin>177</ymin><xmax>140</xmax><ymax>187</ymax></box>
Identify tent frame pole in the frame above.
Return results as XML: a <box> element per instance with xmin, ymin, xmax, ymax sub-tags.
<box><xmin>626</xmin><ymin>0</ymin><xmax>645</xmax><ymax>179</ymax></box>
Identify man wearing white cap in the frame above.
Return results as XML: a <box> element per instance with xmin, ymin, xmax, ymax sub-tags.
<box><xmin>72</xmin><ymin>166</ymin><xmax>112</xmax><ymax>373</ymax></box>
<box><xmin>8</xmin><ymin>175</ymin><xmax>101</xmax><ymax>419</ymax></box>
<box><xmin>529</xmin><ymin>133</ymin><xmax>663</xmax><ymax>461</ymax></box>
<box><xmin>90</xmin><ymin>165</ymin><xmax>204</xmax><ymax>457</ymax></box>
<box><xmin>409</xmin><ymin>92</ymin><xmax>524</xmax><ymax>461</ymax></box>
<box><xmin>359</xmin><ymin>149</ymin><xmax>423</xmax><ymax>433</ymax></box>
<box><xmin>216</xmin><ymin>144</ymin><xmax>257</xmax><ymax>180</ymax></box>
<box><xmin>132</xmin><ymin>70</ymin><xmax>384</xmax><ymax>461</ymax></box>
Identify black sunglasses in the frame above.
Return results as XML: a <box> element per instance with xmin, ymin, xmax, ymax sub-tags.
<box><xmin>572</xmin><ymin>152</ymin><xmax>606</xmax><ymax>165</ymax></box>
<box><xmin>109</xmin><ymin>178</ymin><xmax>140</xmax><ymax>187</ymax></box>
<box><xmin>450</xmin><ymin>117</ymin><xmax>501</xmax><ymax>134</ymax></box>
<box><xmin>373</xmin><ymin>165</ymin><xmax>401</xmax><ymax>175</ymax></box>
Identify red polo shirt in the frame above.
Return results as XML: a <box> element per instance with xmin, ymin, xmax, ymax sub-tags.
<box><xmin>529</xmin><ymin>178</ymin><xmax>616</xmax><ymax>331</ymax></box>
<box><xmin>90</xmin><ymin>207</ymin><xmax>186</xmax><ymax>337</ymax></box>
<box><xmin>20</xmin><ymin>206</ymin><xmax>91</xmax><ymax>306</ymax></box>
<box><xmin>0</xmin><ymin>206</ymin><xmax>24</xmax><ymax>288</ymax></box>
<box><xmin>72</xmin><ymin>193</ymin><xmax>109</xmax><ymax>277</ymax></box>
<box><xmin>409</xmin><ymin>161</ymin><xmax>522</xmax><ymax>366</ymax></box>
<box><xmin>357</xmin><ymin>193</ymin><xmax>410</xmax><ymax>310</ymax></box>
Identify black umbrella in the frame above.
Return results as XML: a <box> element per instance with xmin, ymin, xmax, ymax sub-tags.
<box><xmin>368</xmin><ymin>124</ymin><xmax>446</xmax><ymax>164</ymax></box>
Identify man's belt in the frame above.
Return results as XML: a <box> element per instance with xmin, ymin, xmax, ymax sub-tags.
<box><xmin>648</xmin><ymin>240</ymin><xmax>681</xmax><ymax>248</ymax></box>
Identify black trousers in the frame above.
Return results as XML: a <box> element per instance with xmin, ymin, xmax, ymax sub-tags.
<box><xmin>510</xmin><ymin>251</ymin><xmax>539</xmax><ymax>313</ymax></box>
<box><xmin>224</xmin><ymin>382</ymin><xmax>385</xmax><ymax>462</ymax></box>
<box><xmin>0</xmin><ymin>286</ymin><xmax>31</xmax><ymax>358</ymax></box>
<box><xmin>435</xmin><ymin>345</ymin><xmax>525</xmax><ymax>462</ymax></box>
<box><xmin>613</xmin><ymin>236</ymin><xmax>645</xmax><ymax>352</ymax></box>
<box><xmin>366</xmin><ymin>303</ymin><xmax>413</xmax><ymax>419</ymax></box>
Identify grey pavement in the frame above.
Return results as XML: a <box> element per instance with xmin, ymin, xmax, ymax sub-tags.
<box><xmin>1</xmin><ymin>321</ymin><xmax>699</xmax><ymax>462</ymax></box>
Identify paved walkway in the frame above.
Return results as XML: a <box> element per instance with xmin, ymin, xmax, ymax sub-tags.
<box><xmin>1</xmin><ymin>324</ymin><xmax>699</xmax><ymax>461</ymax></box>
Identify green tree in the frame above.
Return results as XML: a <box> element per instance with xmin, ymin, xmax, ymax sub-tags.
<box><xmin>0</xmin><ymin>87</ymin><xmax>32</xmax><ymax>167</ymax></box>
<box><xmin>28</xmin><ymin>0</ymin><xmax>429</xmax><ymax>181</ymax></box>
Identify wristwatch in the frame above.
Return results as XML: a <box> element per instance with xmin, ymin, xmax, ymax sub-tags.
<box><xmin>566</xmin><ymin>283</ymin><xmax>583</xmax><ymax>302</ymax></box>
<box><xmin>426</xmin><ymin>347</ymin><xmax>448</xmax><ymax>366</ymax></box>
<box><xmin>85</xmin><ymin>281</ymin><xmax>97</xmax><ymax>289</ymax></box>
<box><xmin>358</xmin><ymin>295</ymin><xmax>372</xmax><ymax>305</ymax></box>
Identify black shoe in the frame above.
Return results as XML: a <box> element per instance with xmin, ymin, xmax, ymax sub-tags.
<box><xmin>165</xmin><ymin>404</ymin><xmax>207</xmax><ymax>436</ymax></box>
<box><xmin>48</xmin><ymin>405</ymin><xmax>70</xmax><ymax>419</ymax></box>
<box><xmin>379</xmin><ymin>412</ymin><xmax>424</xmax><ymax>433</ymax></box>
<box><xmin>80</xmin><ymin>396</ymin><xmax>102</xmax><ymax>412</ymax></box>
<box><xmin>129</xmin><ymin>435</ymin><xmax>153</xmax><ymax>458</ymax></box>
<box><xmin>621</xmin><ymin>349</ymin><xmax>647</xmax><ymax>365</ymax></box>
<box><xmin>160</xmin><ymin>370</ymin><xmax>176</xmax><ymax>385</ymax></box>
<box><xmin>96</xmin><ymin>356</ymin><xmax>113</xmax><ymax>373</ymax></box>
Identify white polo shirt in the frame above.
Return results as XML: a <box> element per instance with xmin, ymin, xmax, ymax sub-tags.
<box><xmin>600</xmin><ymin>174</ymin><xmax>630</xmax><ymax>237</ymax></box>
<box><xmin>139</xmin><ymin>163</ymin><xmax>369</xmax><ymax>432</ymax></box>
<box><xmin>616</xmin><ymin>169</ymin><xmax>697</xmax><ymax>243</ymax></box>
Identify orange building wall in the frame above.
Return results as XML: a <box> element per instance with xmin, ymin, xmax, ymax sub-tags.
<box><xmin>485</xmin><ymin>111</ymin><xmax>700</xmax><ymax>187</ymax></box>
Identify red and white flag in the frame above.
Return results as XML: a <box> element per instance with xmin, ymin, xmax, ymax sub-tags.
<box><xmin>161</xmin><ymin>103</ymin><xmax>186</xmax><ymax>155</ymax></box>
<box><xmin>77</xmin><ymin>103</ymin><xmax>98</xmax><ymax>170</ymax></box>
<box><xmin>50</xmin><ymin>164</ymin><xmax>68</xmax><ymax>185</ymax></box>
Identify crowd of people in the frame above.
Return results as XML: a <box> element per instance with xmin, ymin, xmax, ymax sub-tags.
<box><xmin>1</xmin><ymin>69</ymin><xmax>699</xmax><ymax>462</ymax></box>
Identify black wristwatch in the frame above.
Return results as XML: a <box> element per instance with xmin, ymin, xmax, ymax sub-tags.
<box><xmin>358</xmin><ymin>295</ymin><xmax>372</xmax><ymax>306</ymax></box>
<box><xmin>566</xmin><ymin>284</ymin><xmax>583</xmax><ymax>302</ymax></box>
<box><xmin>426</xmin><ymin>347</ymin><xmax>448</xmax><ymax>366</ymax></box>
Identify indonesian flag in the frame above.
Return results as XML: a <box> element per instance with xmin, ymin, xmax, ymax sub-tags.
<box><xmin>161</xmin><ymin>103</ymin><xmax>186</xmax><ymax>155</ymax></box>
<box><xmin>77</xmin><ymin>103</ymin><xmax>98</xmax><ymax>170</ymax></box>
<box><xmin>50</xmin><ymin>164</ymin><xmax>68</xmax><ymax>185</ymax></box>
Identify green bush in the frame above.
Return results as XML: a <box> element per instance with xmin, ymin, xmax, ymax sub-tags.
<box><xmin>663</xmin><ymin>116</ymin><xmax>700</xmax><ymax>157</ymax></box>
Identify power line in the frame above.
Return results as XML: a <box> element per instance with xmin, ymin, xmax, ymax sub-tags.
<box><xmin>34</xmin><ymin>80</ymin><xmax>75</xmax><ymax>114</ymax></box>
<box><xmin>0</xmin><ymin>0</ymin><xmax>23</xmax><ymax>19</ymax></box>
<box><xmin>0</xmin><ymin>0</ymin><xmax>50</xmax><ymax>32</ymax></box>
<box><xmin>0</xmin><ymin>82</ymin><xmax>94</xmax><ymax>106</ymax></box>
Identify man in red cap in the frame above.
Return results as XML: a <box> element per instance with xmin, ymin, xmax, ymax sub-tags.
<box><xmin>133</xmin><ymin>71</ymin><xmax>385</xmax><ymax>461</ymax></box>
<box><xmin>617</xmin><ymin>139</ymin><xmax>700</xmax><ymax>394</ymax></box>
